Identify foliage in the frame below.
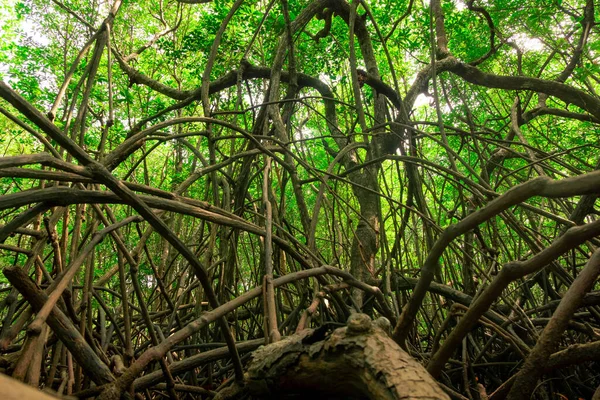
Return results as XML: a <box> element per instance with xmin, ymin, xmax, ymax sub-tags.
<box><xmin>0</xmin><ymin>0</ymin><xmax>599</xmax><ymax>399</ymax></box>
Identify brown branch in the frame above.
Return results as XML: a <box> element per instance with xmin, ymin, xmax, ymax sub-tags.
<box><xmin>3</xmin><ymin>266</ymin><xmax>114</xmax><ymax>385</ymax></box>
<box><xmin>392</xmin><ymin>172</ymin><xmax>600</xmax><ymax>346</ymax></box>
<box><xmin>507</xmin><ymin>248</ymin><xmax>600</xmax><ymax>399</ymax></box>
<box><xmin>95</xmin><ymin>265</ymin><xmax>377</xmax><ymax>399</ymax></box>
<box><xmin>447</xmin><ymin>57</ymin><xmax>600</xmax><ymax>120</ymax></box>
<box><xmin>427</xmin><ymin>218</ymin><xmax>600</xmax><ymax>377</ymax></box>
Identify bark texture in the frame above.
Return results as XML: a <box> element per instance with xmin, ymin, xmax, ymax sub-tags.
<box><xmin>244</xmin><ymin>314</ymin><xmax>449</xmax><ymax>400</ymax></box>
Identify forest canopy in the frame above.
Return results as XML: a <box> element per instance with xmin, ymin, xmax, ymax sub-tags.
<box><xmin>0</xmin><ymin>0</ymin><xmax>599</xmax><ymax>399</ymax></box>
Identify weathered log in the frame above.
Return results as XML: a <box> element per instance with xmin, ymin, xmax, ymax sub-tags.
<box><xmin>244</xmin><ymin>314</ymin><xmax>449</xmax><ymax>400</ymax></box>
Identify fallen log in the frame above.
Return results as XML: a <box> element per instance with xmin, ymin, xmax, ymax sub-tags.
<box><xmin>242</xmin><ymin>314</ymin><xmax>449</xmax><ymax>400</ymax></box>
